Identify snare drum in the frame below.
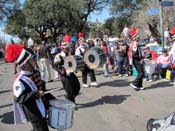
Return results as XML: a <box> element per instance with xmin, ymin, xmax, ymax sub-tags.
<box><xmin>84</xmin><ymin>47</ymin><xmax>106</xmax><ymax>69</ymax></box>
<box><xmin>64</xmin><ymin>55</ymin><xmax>84</xmax><ymax>72</ymax></box>
<box><xmin>48</xmin><ymin>99</ymin><xmax>75</xmax><ymax>130</ymax></box>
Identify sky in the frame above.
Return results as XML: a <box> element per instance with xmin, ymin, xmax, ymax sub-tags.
<box><xmin>88</xmin><ymin>8</ymin><xmax>111</xmax><ymax>22</ymax></box>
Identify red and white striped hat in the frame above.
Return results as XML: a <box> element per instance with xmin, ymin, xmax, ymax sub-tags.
<box><xmin>16</xmin><ymin>48</ymin><xmax>32</xmax><ymax>67</ymax></box>
<box><xmin>130</xmin><ymin>28</ymin><xmax>139</xmax><ymax>40</ymax></box>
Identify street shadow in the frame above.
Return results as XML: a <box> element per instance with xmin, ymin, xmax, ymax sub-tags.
<box><xmin>0</xmin><ymin>111</ymin><xmax>14</xmax><ymax>124</ymax></box>
<box><xmin>77</xmin><ymin>95</ymin><xmax>130</xmax><ymax>109</ymax></box>
<box><xmin>145</xmin><ymin>81</ymin><xmax>173</xmax><ymax>90</ymax></box>
<box><xmin>99</xmin><ymin>79</ymin><xmax>131</xmax><ymax>87</ymax></box>
<box><xmin>46</xmin><ymin>87</ymin><xmax>63</xmax><ymax>92</ymax></box>
<box><xmin>0</xmin><ymin>89</ymin><xmax>11</xmax><ymax>94</ymax></box>
<box><xmin>0</xmin><ymin>103</ymin><xmax>13</xmax><ymax>108</ymax></box>
<box><xmin>94</xmin><ymin>70</ymin><xmax>104</xmax><ymax>76</ymax></box>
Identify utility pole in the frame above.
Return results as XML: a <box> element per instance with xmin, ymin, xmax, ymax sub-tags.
<box><xmin>159</xmin><ymin>0</ymin><xmax>164</xmax><ymax>47</ymax></box>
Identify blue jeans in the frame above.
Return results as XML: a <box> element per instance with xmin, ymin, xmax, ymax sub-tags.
<box><xmin>145</xmin><ymin>73</ymin><xmax>153</xmax><ymax>80</ymax></box>
<box><xmin>157</xmin><ymin>63</ymin><xmax>169</xmax><ymax>78</ymax></box>
<box><xmin>118</xmin><ymin>56</ymin><xmax>129</xmax><ymax>75</ymax></box>
<box><xmin>103</xmin><ymin>57</ymin><xmax>109</xmax><ymax>76</ymax></box>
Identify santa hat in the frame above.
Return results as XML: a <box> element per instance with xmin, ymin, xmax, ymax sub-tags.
<box><xmin>16</xmin><ymin>48</ymin><xmax>32</xmax><ymax>67</ymax></box>
<box><xmin>62</xmin><ymin>34</ymin><xmax>71</xmax><ymax>46</ymax></box>
<box><xmin>78</xmin><ymin>32</ymin><xmax>84</xmax><ymax>39</ymax></box>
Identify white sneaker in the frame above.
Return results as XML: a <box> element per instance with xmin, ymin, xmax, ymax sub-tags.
<box><xmin>90</xmin><ymin>82</ymin><xmax>98</xmax><ymax>87</ymax></box>
<box><xmin>143</xmin><ymin>78</ymin><xmax>147</xmax><ymax>81</ymax></box>
<box><xmin>83</xmin><ymin>84</ymin><xmax>89</xmax><ymax>88</ymax></box>
<box><xmin>148</xmin><ymin>79</ymin><xmax>153</xmax><ymax>82</ymax></box>
<box><xmin>130</xmin><ymin>83</ymin><xmax>138</xmax><ymax>89</ymax></box>
<box><xmin>139</xmin><ymin>87</ymin><xmax>145</xmax><ymax>90</ymax></box>
<box><xmin>130</xmin><ymin>83</ymin><xmax>139</xmax><ymax>91</ymax></box>
<box><xmin>125</xmin><ymin>74</ymin><xmax>129</xmax><ymax>77</ymax></box>
<box><xmin>118</xmin><ymin>74</ymin><xmax>122</xmax><ymax>77</ymax></box>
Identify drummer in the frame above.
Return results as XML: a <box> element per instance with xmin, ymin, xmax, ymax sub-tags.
<box><xmin>13</xmin><ymin>48</ymin><xmax>51</xmax><ymax>131</ymax></box>
<box><xmin>53</xmin><ymin>34</ymin><xmax>81</xmax><ymax>104</ymax></box>
<box><xmin>75</xmin><ymin>37</ymin><xmax>98</xmax><ymax>88</ymax></box>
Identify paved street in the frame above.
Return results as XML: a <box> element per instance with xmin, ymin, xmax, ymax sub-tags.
<box><xmin>0</xmin><ymin>60</ymin><xmax>175</xmax><ymax>131</ymax></box>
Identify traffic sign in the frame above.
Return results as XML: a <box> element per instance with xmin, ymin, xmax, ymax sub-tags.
<box><xmin>147</xmin><ymin>8</ymin><xmax>160</xmax><ymax>15</ymax></box>
<box><xmin>162</xmin><ymin>1</ymin><xmax>174</xmax><ymax>6</ymax></box>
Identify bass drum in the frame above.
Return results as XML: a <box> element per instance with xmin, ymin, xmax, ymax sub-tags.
<box><xmin>84</xmin><ymin>47</ymin><xmax>106</xmax><ymax>69</ymax></box>
<box><xmin>64</xmin><ymin>55</ymin><xmax>84</xmax><ymax>72</ymax></box>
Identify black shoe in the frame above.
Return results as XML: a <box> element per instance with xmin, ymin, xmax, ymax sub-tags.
<box><xmin>75</xmin><ymin>106</ymin><xmax>78</xmax><ymax>111</ymax></box>
<box><xmin>47</xmin><ymin>80</ymin><xmax>54</xmax><ymax>83</ymax></box>
<box><xmin>130</xmin><ymin>83</ymin><xmax>139</xmax><ymax>91</ymax></box>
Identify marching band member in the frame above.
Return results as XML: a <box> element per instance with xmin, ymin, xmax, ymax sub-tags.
<box><xmin>53</xmin><ymin>34</ymin><xmax>80</xmax><ymax>104</ymax></box>
<box><xmin>13</xmin><ymin>48</ymin><xmax>53</xmax><ymax>131</ymax></box>
<box><xmin>75</xmin><ymin>37</ymin><xmax>98</xmax><ymax>88</ymax></box>
<box><xmin>128</xmin><ymin>32</ymin><xmax>145</xmax><ymax>91</ymax></box>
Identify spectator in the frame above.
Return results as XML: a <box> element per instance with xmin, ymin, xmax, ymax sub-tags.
<box><xmin>164</xmin><ymin>27</ymin><xmax>170</xmax><ymax>48</ymax></box>
<box><xmin>122</xmin><ymin>24</ymin><xmax>129</xmax><ymax>38</ymax></box>
<box><xmin>116</xmin><ymin>40</ymin><xmax>129</xmax><ymax>77</ymax></box>
<box><xmin>143</xmin><ymin>47</ymin><xmax>156</xmax><ymax>82</ymax></box>
<box><xmin>101</xmin><ymin>41</ymin><xmax>109</xmax><ymax>77</ymax></box>
<box><xmin>146</xmin><ymin>37</ymin><xmax>160</xmax><ymax>47</ymax></box>
<box><xmin>38</xmin><ymin>41</ymin><xmax>53</xmax><ymax>82</ymax></box>
<box><xmin>156</xmin><ymin>49</ymin><xmax>170</xmax><ymax>79</ymax></box>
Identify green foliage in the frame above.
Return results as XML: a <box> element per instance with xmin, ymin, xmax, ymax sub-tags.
<box><xmin>22</xmin><ymin>0</ymin><xmax>110</xmax><ymax>41</ymax></box>
<box><xmin>4</xmin><ymin>10</ymin><xmax>26</xmax><ymax>37</ymax></box>
<box><xmin>103</xmin><ymin>17</ymin><xmax>115</xmax><ymax>34</ymax></box>
<box><xmin>103</xmin><ymin>16</ymin><xmax>132</xmax><ymax>36</ymax></box>
<box><xmin>101</xmin><ymin>0</ymin><xmax>147</xmax><ymax>36</ymax></box>
<box><xmin>110</xmin><ymin>0</ymin><xmax>145</xmax><ymax>16</ymax></box>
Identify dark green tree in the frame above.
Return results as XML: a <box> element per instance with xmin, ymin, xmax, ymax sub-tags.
<box><xmin>22</xmin><ymin>0</ymin><xmax>110</xmax><ymax>41</ymax></box>
<box><xmin>4</xmin><ymin>10</ymin><xmax>26</xmax><ymax>37</ymax></box>
<box><xmin>104</xmin><ymin>0</ymin><xmax>146</xmax><ymax>36</ymax></box>
<box><xmin>110</xmin><ymin>0</ymin><xmax>146</xmax><ymax>17</ymax></box>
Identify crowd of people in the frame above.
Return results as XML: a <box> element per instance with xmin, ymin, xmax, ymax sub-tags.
<box><xmin>11</xmin><ymin>24</ymin><xmax>175</xmax><ymax>131</ymax></box>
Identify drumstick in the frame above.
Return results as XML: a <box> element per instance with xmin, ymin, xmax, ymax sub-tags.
<box><xmin>44</xmin><ymin>87</ymin><xmax>62</xmax><ymax>94</ymax></box>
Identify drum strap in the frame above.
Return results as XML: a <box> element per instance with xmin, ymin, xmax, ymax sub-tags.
<box><xmin>79</xmin><ymin>48</ymin><xmax>84</xmax><ymax>57</ymax></box>
<box><xmin>20</xmin><ymin>76</ymin><xmax>46</xmax><ymax>118</ymax></box>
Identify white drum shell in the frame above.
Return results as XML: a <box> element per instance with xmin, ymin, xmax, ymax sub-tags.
<box><xmin>84</xmin><ymin>47</ymin><xmax>106</xmax><ymax>69</ymax></box>
<box><xmin>48</xmin><ymin>99</ymin><xmax>75</xmax><ymax>130</ymax></box>
<box><xmin>64</xmin><ymin>55</ymin><xmax>84</xmax><ymax>72</ymax></box>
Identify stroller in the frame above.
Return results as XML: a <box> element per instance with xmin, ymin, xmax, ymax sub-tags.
<box><xmin>147</xmin><ymin>112</ymin><xmax>175</xmax><ymax>131</ymax></box>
